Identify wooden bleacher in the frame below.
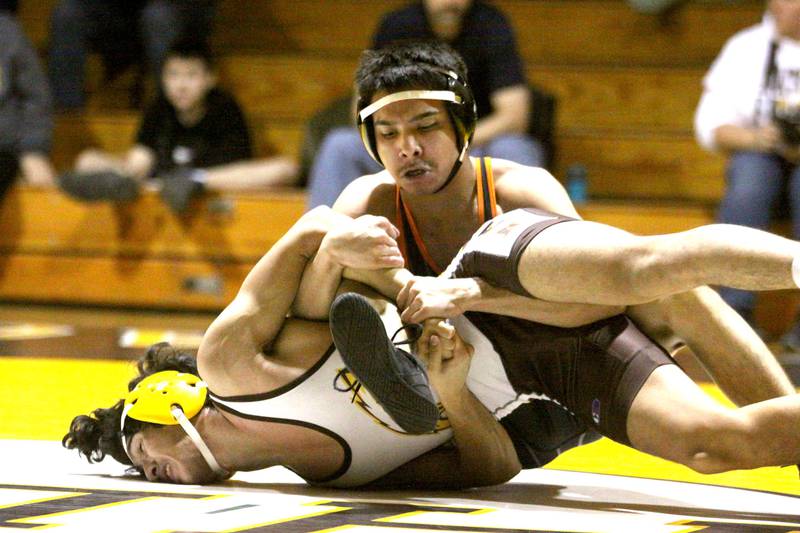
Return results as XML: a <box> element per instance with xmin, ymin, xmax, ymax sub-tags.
<box><xmin>0</xmin><ymin>187</ymin><xmax>304</xmax><ymax>310</ymax></box>
<box><xmin>0</xmin><ymin>186</ymin><xmax>719</xmax><ymax>312</ymax></box>
<box><xmin>12</xmin><ymin>0</ymin><xmax>791</xmax><ymax>329</ymax></box>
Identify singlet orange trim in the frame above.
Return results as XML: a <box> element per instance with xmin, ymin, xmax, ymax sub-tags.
<box><xmin>395</xmin><ymin>157</ymin><xmax>497</xmax><ymax>274</ymax></box>
<box><xmin>476</xmin><ymin>158</ymin><xmax>487</xmax><ymax>223</ymax></box>
<box><xmin>484</xmin><ymin>157</ymin><xmax>498</xmax><ymax>219</ymax></box>
<box><xmin>396</xmin><ymin>187</ymin><xmax>444</xmax><ymax>274</ymax></box>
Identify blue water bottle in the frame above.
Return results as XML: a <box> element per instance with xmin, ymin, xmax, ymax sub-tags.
<box><xmin>566</xmin><ymin>163</ymin><xmax>588</xmax><ymax>204</ymax></box>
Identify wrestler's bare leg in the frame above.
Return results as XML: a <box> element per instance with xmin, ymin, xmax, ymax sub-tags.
<box><xmin>516</xmin><ymin>220</ymin><xmax>800</xmax><ymax>306</ymax></box>
<box><xmin>627</xmin><ymin>364</ymin><xmax>800</xmax><ymax>472</ymax></box>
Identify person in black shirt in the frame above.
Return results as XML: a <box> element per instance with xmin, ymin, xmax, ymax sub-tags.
<box><xmin>136</xmin><ymin>87</ymin><xmax>251</xmax><ymax>176</ymax></box>
<box><xmin>306</xmin><ymin>0</ymin><xmax>542</xmax><ymax>210</ymax></box>
<box><xmin>60</xmin><ymin>39</ymin><xmax>297</xmax><ymax>212</ymax></box>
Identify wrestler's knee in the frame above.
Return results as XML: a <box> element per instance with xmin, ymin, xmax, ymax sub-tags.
<box><xmin>613</xmin><ymin>240</ymin><xmax>672</xmax><ymax>304</ymax></box>
<box><xmin>678</xmin><ymin>413</ymin><xmax>761</xmax><ymax>474</ymax></box>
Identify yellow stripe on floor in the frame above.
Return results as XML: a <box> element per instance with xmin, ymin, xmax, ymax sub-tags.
<box><xmin>0</xmin><ymin>357</ymin><xmax>136</xmax><ymax>440</ymax></box>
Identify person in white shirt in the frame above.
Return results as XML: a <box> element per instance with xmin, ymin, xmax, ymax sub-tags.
<box><xmin>695</xmin><ymin>0</ymin><xmax>800</xmax><ymax>348</ymax></box>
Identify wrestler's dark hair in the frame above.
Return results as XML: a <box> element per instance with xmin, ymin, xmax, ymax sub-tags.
<box><xmin>355</xmin><ymin>40</ymin><xmax>470</xmax><ymax>112</ymax></box>
<box><xmin>62</xmin><ymin>342</ymin><xmax>205</xmax><ymax>467</ymax></box>
<box><xmin>164</xmin><ymin>37</ymin><xmax>215</xmax><ymax>69</ymax></box>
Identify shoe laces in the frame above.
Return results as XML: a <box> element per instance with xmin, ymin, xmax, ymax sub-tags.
<box><xmin>390</xmin><ymin>323</ymin><xmax>423</xmax><ymax>347</ymax></box>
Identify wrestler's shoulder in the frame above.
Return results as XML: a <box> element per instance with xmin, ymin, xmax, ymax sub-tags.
<box><xmin>492</xmin><ymin>158</ymin><xmax>562</xmax><ymax>203</ymax></box>
<box><xmin>333</xmin><ymin>170</ymin><xmax>396</xmax><ymax>217</ymax></box>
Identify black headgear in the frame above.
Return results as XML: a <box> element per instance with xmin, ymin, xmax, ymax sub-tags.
<box><xmin>357</xmin><ymin>68</ymin><xmax>477</xmax><ymax>192</ymax></box>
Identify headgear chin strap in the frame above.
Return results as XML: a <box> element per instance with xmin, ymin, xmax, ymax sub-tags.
<box><xmin>433</xmin><ymin>142</ymin><xmax>469</xmax><ymax>193</ymax></box>
<box><xmin>120</xmin><ymin>370</ymin><xmax>228</xmax><ymax>478</ymax></box>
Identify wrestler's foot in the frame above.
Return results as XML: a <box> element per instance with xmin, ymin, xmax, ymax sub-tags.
<box><xmin>329</xmin><ymin>292</ymin><xmax>439</xmax><ymax>434</ymax></box>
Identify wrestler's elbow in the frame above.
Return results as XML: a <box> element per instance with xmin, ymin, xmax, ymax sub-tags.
<box><xmin>494</xmin><ymin>458</ymin><xmax>523</xmax><ymax>485</ymax></box>
<box><xmin>464</xmin><ymin>450</ymin><xmax>522</xmax><ymax>487</ymax></box>
<box><xmin>458</xmin><ymin>466</ymin><xmax>517</xmax><ymax>488</ymax></box>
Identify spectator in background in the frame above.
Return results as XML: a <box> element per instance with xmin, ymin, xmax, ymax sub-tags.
<box><xmin>59</xmin><ymin>39</ymin><xmax>297</xmax><ymax>213</ymax></box>
<box><xmin>47</xmin><ymin>0</ymin><xmax>216</xmax><ymax>111</ymax></box>
<box><xmin>695</xmin><ymin>0</ymin><xmax>800</xmax><ymax>347</ymax></box>
<box><xmin>0</xmin><ymin>11</ymin><xmax>56</xmax><ymax>198</ymax></box>
<box><xmin>305</xmin><ymin>0</ymin><xmax>543</xmax><ymax>210</ymax></box>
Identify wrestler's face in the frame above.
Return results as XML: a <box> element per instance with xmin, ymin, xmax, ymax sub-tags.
<box><xmin>161</xmin><ymin>57</ymin><xmax>216</xmax><ymax>114</ymax></box>
<box><xmin>771</xmin><ymin>0</ymin><xmax>800</xmax><ymax>41</ymax></box>
<box><xmin>372</xmin><ymin>97</ymin><xmax>460</xmax><ymax>195</ymax></box>
<box><xmin>127</xmin><ymin>425</ymin><xmax>217</xmax><ymax>484</ymax></box>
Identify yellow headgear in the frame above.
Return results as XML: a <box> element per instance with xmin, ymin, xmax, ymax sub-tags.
<box><xmin>119</xmin><ymin>370</ymin><xmax>227</xmax><ymax>477</ymax></box>
<box><xmin>122</xmin><ymin>370</ymin><xmax>207</xmax><ymax>425</ymax></box>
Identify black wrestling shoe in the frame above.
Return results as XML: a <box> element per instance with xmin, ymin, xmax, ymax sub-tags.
<box><xmin>329</xmin><ymin>292</ymin><xmax>439</xmax><ymax>434</ymax></box>
<box><xmin>159</xmin><ymin>168</ymin><xmax>204</xmax><ymax>214</ymax></box>
<box><xmin>58</xmin><ymin>171</ymin><xmax>140</xmax><ymax>202</ymax></box>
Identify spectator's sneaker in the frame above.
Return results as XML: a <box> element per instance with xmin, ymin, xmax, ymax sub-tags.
<box><xmin>58</xmin><ymin>171</ymin><xmax>140</xmax><ymax>202</ymax></box>
<box><xmin>159</xmin><ymin>168</ymin><xmax>204</xmax><ymax>214</ymax></box>
<box><xmin>329</xmin><ymin>292</ymin><xmax>439</xmax><ymax>434</ymax></box>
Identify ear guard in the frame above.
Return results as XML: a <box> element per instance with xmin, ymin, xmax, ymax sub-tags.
<box><xmin>120</xmin><ymin>370</ymin><xmax>227</xmax><ymax>477</ymax></box>
<box><xmin>357</xmin><ymin>68</ymin><xmax>477</xmax><ymax>167</ymax></box>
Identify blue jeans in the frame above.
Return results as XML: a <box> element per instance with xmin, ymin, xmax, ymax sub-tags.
<box><xmin>717</xmin><ymin>151</ymin><xmax>800</xmax><ymax>320</ymax></box>
<box><xmin>306</xmin><ymin>127</ymin><xmax>382</xmax><ymax>210</ymax></box>
<box><xmin>48</xmin><ymin>0</ymin><xmax>215</xmax><ymax>110</ymax></box>
<box><xmin>305</xmin><ymin>127</ymin><xmax>546</xmax><ymax>210</ymax></box>
<box><xmin>471</xmin><ymin>133</ymin><xmax>545</xmax><ymax>167</ymax></box>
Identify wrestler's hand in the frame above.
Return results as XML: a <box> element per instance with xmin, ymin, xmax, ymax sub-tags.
<box><xmin>398</xmin><ymin>277</ymin><xmax>477</xmax><ymax>323</ymax></box>
<box><xmin>418</xmin><ymin>319</ymin><xmax>474</xmax><ymax>404</ymax></box>
<box><xmin>320</xmin><ymin>215</ymin><xmax>404</xmax><ymax>269</ymax></box>
<box><xmin>417</xmin><ymin>318</ymin><xmax>458</xmax><ymax>361</ymax></box>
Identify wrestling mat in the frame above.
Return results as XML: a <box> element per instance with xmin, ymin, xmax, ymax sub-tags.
<box><xmin>1</xmin><ymin>307</ymin><xmax>799</xmax><ymax>532</ymax></box>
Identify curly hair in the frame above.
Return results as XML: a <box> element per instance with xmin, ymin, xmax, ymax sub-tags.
<box><xmin>355</xmin><ymin>41</ymin><xmax>469</xmax><ymax>110</ymax></box>
<box><xmin>62</xmin><ymin>342</ymin><xmax>203</xmax><ymax>466</ymax></box>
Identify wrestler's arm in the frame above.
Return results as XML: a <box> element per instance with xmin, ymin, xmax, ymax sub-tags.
<box><xmin>291</xmin><ymin>213</ymin><xmax>403</xmax><ymax>319</ymax></box>
<box><xmin>367</xmin><ymin>391</ymin><xmax>521</xmax><ymax>489</ymax></box>
<box><xmin>197</xmin><ymin>207</ymin><xmax>341</xmax><ymax>392</ymax></box>
<box><xmin>367</xmin><ymin>321</ymin><xmax>521</xmax><ymax>489</ymax></box>
<box><xmin>396</xmin><ymin>275</ymin><xmax>625</xmax><ymax>326</ymax></box>
<box><xmin>345</xmin><ymin>267</ymin><xmax>622</xmax><ymax>327</ymax></box>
